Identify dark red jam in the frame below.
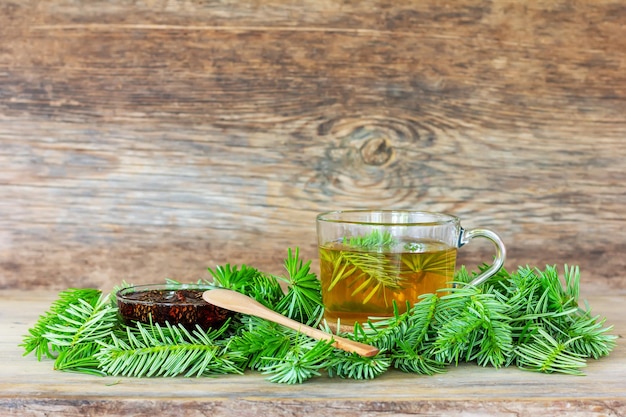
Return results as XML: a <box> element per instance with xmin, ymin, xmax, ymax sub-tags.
<box><xmin>117</xmin><ymin>286</ymin><xmax>232</xmax><ymax>330</ymax></box>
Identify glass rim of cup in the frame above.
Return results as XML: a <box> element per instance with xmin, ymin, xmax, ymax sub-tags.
<box><xmin>316</xmin><ymin>210</ymin><xmax>460</xmax><ymax>226</ymax></box>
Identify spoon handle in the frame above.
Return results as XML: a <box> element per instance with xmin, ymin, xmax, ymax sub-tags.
<box><xmin>203</xmin><ymin>289</ymin><xmax>379</xmax><ymax>357</ymax></box>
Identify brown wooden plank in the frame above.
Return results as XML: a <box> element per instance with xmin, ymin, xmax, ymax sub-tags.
<box><xmin>0</xmin><ymin>1</ymin><xmax>625</xmax><ymax>290</ymax></box>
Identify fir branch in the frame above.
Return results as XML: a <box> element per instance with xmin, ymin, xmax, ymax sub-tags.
<box><xmin>322</xmin><ymin>230</ymin><xmax>403</xmax><ymax>303</ymax></box>
<box><xmin>208</xmin><ymin>263</ymin><xmax>284</xmax><ymax>307</ymax></box>
<box><xmin>392</xmin><ymin>340</ymin><xmax>446</xmax><ymax>375</ymax></box>
<box><xmin>261</xmin><ymin>336</ymin><xmax>334</xmax><ymax>384</ymax></box>
<box><xmin>226</xmin><ymin>316</ymin><xmax>297</xmax><ymax>371</ymax></box>
<box><xmin>22</xmin><ymin>255</ymin><xmax>617</xmax><ymax>383</ymax></box>
<box><xmin>432</xmin><ymin>311</ymin><xmax>482</xmax><ymax>364</ymax></box>
<box><xmin>96</xmin><ymin>322</ymin><xmax>244</xmax><ymax>377</ymax></box>
<box><xmin>323</xmin><ymin>250</ymin><xmax>403</xmax><ymax>301</ymax></box>
<box><xmin>327</xmin><ymin>351</ymin><xmax>391</xmax><ymax>380</ymax></box>
<box><xmin>275</xmin><ymin>248</ymin><xmax>324</xmax><ymax>324</ymax></box>
<box><xmin>515</xmin><ymin>328</ymin><xmax>587</xmax><ymax>375</ymax></box>
<box><xmin>330</xmin><ymin>251</ymin><xmax>403</xmax><ymax>307</ymax></box>
<box><xmin>360</xmin><ymin>302</ymin><xmax>413</xmax><ymax>352</ymax></box>
<box><xmin>109</xmin><ymin>281</ymin><xmax>133</xmax><ymax>308</ymax></box>
<box><xmin>43</xmin><ymin>296</ymin><xmax>117</xmax><ymax>348</ymax></box>
<box><xmin>564</xmin><ymin>308</ymin><xmax>617</xmax><ymax>359</ymax></box>
<box><xmin>401</xmin><ymin>249</ymin><xmax>454</xmax><ymax>277</ymax></box>
<box><xmin>470</xmin><ymin>299</ymin><xmax>513</xmax><ymax>368</ymax></box>
<box><xmin>431</xmin><ymin>286</ymin><xmax>513</xmax><ymax>368</ymax></box>
<box><xmin>53</xmin><ymin>342</ymin><xmax>106</xmax><ymax>376</ymax></box>
<box><xmin>343</xmin><ymin>229</ymin><xmax>396</xmax><ymax>250</ymax></box>
<box><xmin>361</xmin><ymin>294</ymin><xmax>438</xmax><ymax>353</ymax></box>
<box><xmin>404</xmin><ymin>294</ymin><xmax>440</xmax><ymax>349</ymax></box>
<box><xmin>362</xmin><ymin>297</ymin><xmax>444</xmax><ymax>375</ymax></box>
<box><xmin>21</xmin><ymin>288</ymin><xmax>103</xmax><ymax>360</ymax></box>
<box><xmin>503</xmin><ymin>265</ymin><xmax>616</xmax><ymax>371</ymax></box>
<box><xmin>525</xmin><ymin>264</ymin><xmax>579</xmax><ymax>314</ymax></box>
<box><xmin>498</xmin><ymin>267</ymin><xmax>544</xmax><ymax>319</ymax></box>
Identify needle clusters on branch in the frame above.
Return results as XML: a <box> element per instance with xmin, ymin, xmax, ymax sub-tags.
<box><xmin>22</xmin><ymin>249</ymin><xmax>616</xmax><ymax>383</ymax></box>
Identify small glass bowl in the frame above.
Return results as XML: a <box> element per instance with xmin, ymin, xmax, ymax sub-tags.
<box><xmin>116</xmin><ymin>284</ymin><xmax>233</xmax><ymax>330</ymax></box>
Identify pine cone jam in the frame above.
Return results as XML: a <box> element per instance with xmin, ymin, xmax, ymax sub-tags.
<box><xmin>116</xmin><ymin>284</ymin><xmax>232</xmax><ymax>330</ymax></box>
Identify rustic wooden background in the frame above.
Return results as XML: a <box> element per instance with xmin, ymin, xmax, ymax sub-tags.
<box><xmin>1</xmin><ymin>0</ymin><xmax>624</xmax><ymax>293</ymax></box>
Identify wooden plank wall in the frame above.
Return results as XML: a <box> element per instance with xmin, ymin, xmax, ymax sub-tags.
<box><xmin>1</xmin><ymin>0</ymin><xmax>624</xmax><ymax>293</ymax></box>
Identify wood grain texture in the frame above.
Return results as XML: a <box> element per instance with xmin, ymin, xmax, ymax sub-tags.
<box><xmin>0</xmin><ymin>0</ymin><xmax>625</xmax><ymax>291</ymax></box>
<box><xmin>2</xmin><ymin>290</ymin><xmax>625</xmax><ymax>416</ymax></box>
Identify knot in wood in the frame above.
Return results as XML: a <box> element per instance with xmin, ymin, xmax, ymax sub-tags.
<box><xmin>360</xmin><ymin>137</ymin><xmax>393</xmax><ymax>166</ymax></box>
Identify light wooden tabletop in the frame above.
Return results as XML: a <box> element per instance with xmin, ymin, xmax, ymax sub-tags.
<box><xmin>2</xmin><ymin>289</ymin><xmax>624</xmax><ymax>417</ymax></box>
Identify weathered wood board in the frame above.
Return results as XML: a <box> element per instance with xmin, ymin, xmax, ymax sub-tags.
<box><xmin>2</xmin><ymin>290</ymin><xmax>625</xmax><ymax>417</ymax></box>
<box><xmin>0</xmin><ymin>0</ymin><xmax>625</xmax><ymax>291</ymax></box>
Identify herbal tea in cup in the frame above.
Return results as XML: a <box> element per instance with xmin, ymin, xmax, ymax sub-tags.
<box><xmin>316</xmin><ymin>210</ymin><xmax>506</xmax><ymax>326</ymax></box>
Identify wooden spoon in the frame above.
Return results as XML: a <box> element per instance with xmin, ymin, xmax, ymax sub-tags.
<box><xmin>202</xmin><ymin>288</ymin><xmax>380</xmax><ymax>357</ymax></box>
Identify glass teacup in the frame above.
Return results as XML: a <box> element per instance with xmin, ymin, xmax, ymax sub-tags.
<box><xmin>316</xmin><ymin>210</ymin><xmax>506</xmax><ymax>326</ymax></box>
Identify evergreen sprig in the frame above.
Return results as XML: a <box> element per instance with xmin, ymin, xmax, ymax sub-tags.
<box><xmin>515</xmin><ymin>328</ymin><xmax>588</xmax><ymax>375</ymax></box>
<box><xmin>432</xmin><ymin>286</ymin><xmax>513</xmax><ymax>368</ymax></box>
<box><xmin>21</xmin><ymin>288</ymin><xmax>103</xmax><ymax>360</ymax></box>
<box><xmin>343</xmin><ymin>229</ymin><xmax>396</xmax><ymax>249</ymax></box>
<box><xmin>227</xmin><ymin>316</ymin><xmax>300</xmax><ymax>371</ymax></box>
<box><xmin>327</xmin><ymin>351</ymin><xmax>391</xmax><ymax>380</ymax></box>
<box><xmin>207</xmin><ymin>263</ymin><xmax>284</xmax><ymax>307</ymax></box>
<box><xmin>22</xmin><ymin>250</ymin><xmax>617</xmax><ymax>383</ymax></box>
<box><xmin>96</xmin><ymin>321</ymin><xmax>244</xmax><ymax>378</ymax></box>
<box><xmin>43</xmin><ymin>296</ymin><xmax>117</xmax><ymax>348</ymax></box>
<box><xmin>53</xmin><ymin>342</ymin><xmax>105</xmax><ymax>376</ymax></box>
<box><xmin>392</xmin><ymin>339</ymin><xmax>445</xmax><ymax>375</ymax></box>
<box><xmin>261</xmin><ymin>335</ymin><xmax>334</xmax><ymax>384</ymax></box>
<box><xmin>326</xmin><ymin>250</ymin><xmax>402</xmax><ymax>304</ymax></box>
<box><xmin>275</xmin><ymin>248</ymin><xmax>324</xmax><ymax>325</ymax></box>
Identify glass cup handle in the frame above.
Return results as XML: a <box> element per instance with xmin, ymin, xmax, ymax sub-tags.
<box><xmin>458</xmin><ymin>228</ymin><xmax>506</xmax><ymax>286</ymax></box>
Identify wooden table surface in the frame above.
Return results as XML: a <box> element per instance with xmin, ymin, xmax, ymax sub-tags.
<box><xmin>2</xmin><ymin>289</ymin><xmax>624</xmax><ymax>417</ymax></box>
<box><xmin>2</xmin><ymin>0</ymin><xmax>626</xmax><ymax>294</ymax></box>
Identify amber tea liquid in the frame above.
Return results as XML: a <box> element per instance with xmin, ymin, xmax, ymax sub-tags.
<box><xmin>319</xmin><ymin>239</ymin><xmax>456</xmax><ymax>326</ymax></box>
